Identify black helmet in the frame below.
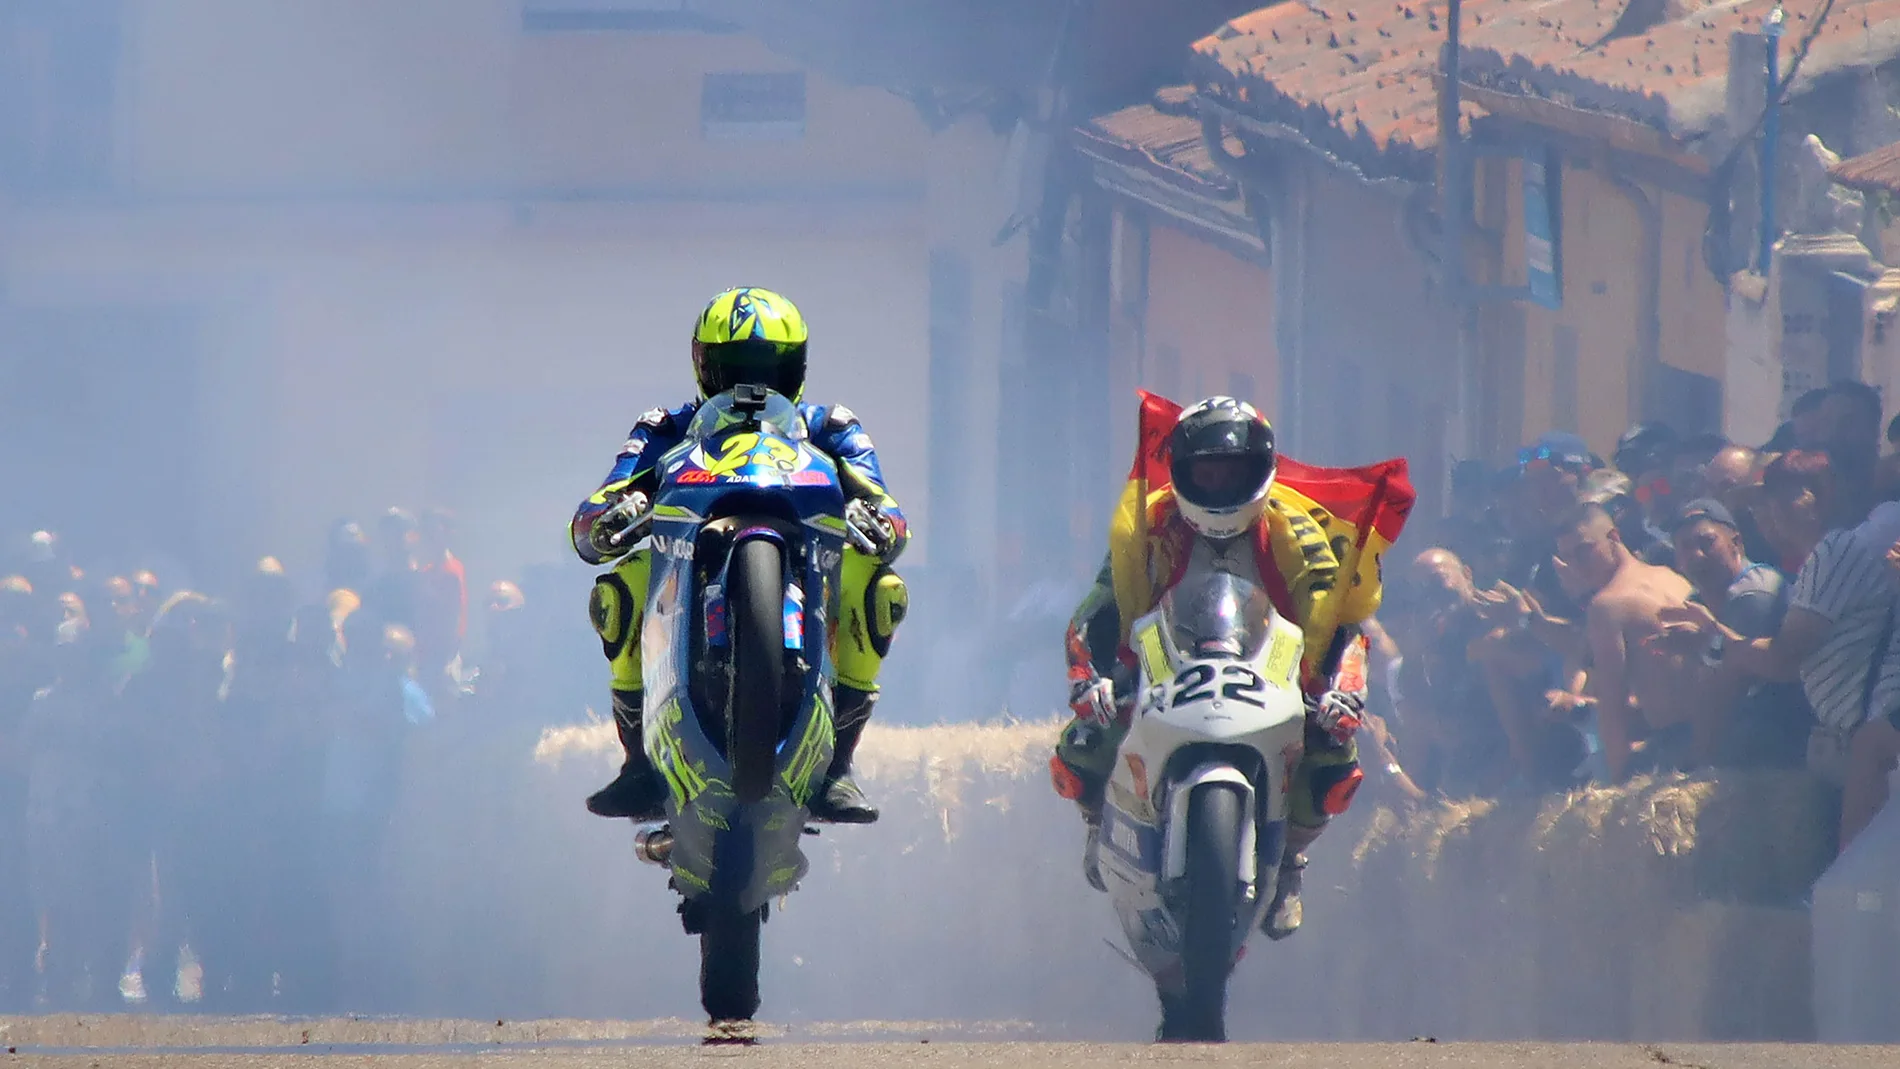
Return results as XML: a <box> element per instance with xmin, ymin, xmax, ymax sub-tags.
<box><xmin>1168</xmin><ymin>397</ymin><xmax>1277</xmax><ymax>539</ymax></box>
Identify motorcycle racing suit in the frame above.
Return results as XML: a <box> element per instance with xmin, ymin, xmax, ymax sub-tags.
<box><xmin>1050</xmin><ymin>399</ymin><xmax>1368</xmax><ymax>941</ymax></box>
<box><xmin>572</xmin><ymin>399</ymin><xmax>910</xmax><ymax>824</ymax></box>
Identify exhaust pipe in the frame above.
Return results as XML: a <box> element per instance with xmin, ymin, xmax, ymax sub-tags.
<box><xmin>634</xmin><ymin>826</ymin><xmax>674</xmax><ymax>866</ymax></box>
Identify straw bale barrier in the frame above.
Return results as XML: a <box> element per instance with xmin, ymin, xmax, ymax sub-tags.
<box><xmin>339</xmin><ymin>717</ymin><xmax>1830</xmax><ymax>1040</ymax></box>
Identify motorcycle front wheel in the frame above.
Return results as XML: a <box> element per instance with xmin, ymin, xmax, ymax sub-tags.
<box><xmin>726</xmin><ymin>536</ymin><xmax>785</xmax><ymax>805</ymax></box>
<box><xmin>699</xmin><ymin>902</ymin><xmax>764</xmax><ymax>1022</ymax></box>
<box><xmin>1164</xmin><ymin>782</ymin><xmax>1246</xmax><ymax>1042</ymax></box>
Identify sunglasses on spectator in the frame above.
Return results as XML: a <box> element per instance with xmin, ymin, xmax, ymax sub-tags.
<box><xmin>1633</xmin><ymin>475</ymin><xmax>1671</xmax><ymax>506</ymax></box>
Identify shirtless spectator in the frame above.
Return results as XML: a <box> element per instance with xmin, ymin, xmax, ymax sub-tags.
<box><xmin>1581</xmin><ymin>470</ymin><xmax>1669</xmax><ymax>567</ymax></box>
<box><xmin>1664</xmin><ymin>499</ymin><xmax>1807</xmax><ymax>768</ymax></box>
<box><xmin>1553</xmin><ymin>502</ymin><xmax>1697</xmax><ymax>781</ymax></box>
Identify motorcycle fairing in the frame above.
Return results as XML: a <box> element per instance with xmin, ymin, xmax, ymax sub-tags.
<box><xmin>637</xmin><ymin>389</ymin><xmax>850</xmax><ymax>911</ymax></box>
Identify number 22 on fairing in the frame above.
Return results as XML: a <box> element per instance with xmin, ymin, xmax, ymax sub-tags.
<box><xmin>1148</xmin><ymin>664</ymin><xmax>1269</xmax><ymax>711</ymax></box>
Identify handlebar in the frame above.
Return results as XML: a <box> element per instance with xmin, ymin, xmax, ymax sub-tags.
<box><xmin>604</xmin><ymin>495</ymin><xmax>655</xmax><ymax>548</ymax></box>
<box><xmin>607</xmin><ymin>464</ymin><xmax>892</xmax><ymax>557</ymax></box>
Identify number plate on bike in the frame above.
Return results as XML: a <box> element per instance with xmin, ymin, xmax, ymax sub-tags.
<box><xmin>1144</xmin><ymin>661</ymin><xmax>1272</xmax><ymax>715</ymax></box>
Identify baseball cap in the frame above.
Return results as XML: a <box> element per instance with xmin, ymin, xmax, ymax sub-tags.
<box><xmin>1673</xmin><ymin>497</ymin><xmax>1739</xmax><ymax>534</ymax></box>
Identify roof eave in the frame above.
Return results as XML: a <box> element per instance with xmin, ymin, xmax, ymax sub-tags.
<box><xmin>1451</xmin><ymin>79</ymin><xmax>1713</xmax><ymax>174</ymax></box>
<box><xmin>1070</xmin><ymin>124</ymin><xmax>1239</xmax><ymax>199</ymax></box>
<box><xmin>1829</xmin><ymin>169</ymin><xmax>1900</xmax><ymax>197</ymax></box>
<box><xmin>1085</xmin><ymin>156</ymin><xmax>1268</xmax><ymax>261</ymax></box>
<box><xmin>1193</xmin><ymin>91</ymin><xmax>1433</xmax><ymax>190</ymax></box>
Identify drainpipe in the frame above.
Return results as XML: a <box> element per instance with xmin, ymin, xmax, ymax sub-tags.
<box><xmin>1440</xmin><ymin>0</ymin><xmax>1482</xmax><ymax>471</ymax></box>
<box><xmin>1759</xmin><ymin>4</ymin><xmax>1785</xmax><ymax>272</ymax></box>
<box><xmin>1609</xmin><ymin>169</ymin><xmax>1664</xmax><ymax>422</ymax></box>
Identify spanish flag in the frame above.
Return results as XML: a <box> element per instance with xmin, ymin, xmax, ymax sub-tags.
<box><xmin>1120</xmin><ymin>389</ymin><xmax>1414</xmax><ymax>639</ymax></box>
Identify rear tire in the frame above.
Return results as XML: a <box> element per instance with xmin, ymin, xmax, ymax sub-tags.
<box><xmin>698</xmin><ymin>904</ymin><xmax>764</xmax><ymax>1022</ymax></box>
<box><xmin>1168</xmin><ymin>783</ymin><xmax>1245</xmax><ymax>1042</ymax></box>
<box><xmin>726</xmin><ymin>538</ymin><xmax>784</xmax><ymax>805</ymax></box>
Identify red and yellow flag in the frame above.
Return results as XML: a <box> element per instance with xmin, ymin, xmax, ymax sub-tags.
<box><xmin>1112</xmin><ymin>389</ymin><xmax>1415</xmax><ymax>642</ymax></box>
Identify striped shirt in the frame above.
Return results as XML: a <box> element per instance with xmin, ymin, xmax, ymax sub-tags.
<box><xmin>1791</xmin><ymin>515</ymin><xmax>1900</xmax><ymax>731</ymax></box>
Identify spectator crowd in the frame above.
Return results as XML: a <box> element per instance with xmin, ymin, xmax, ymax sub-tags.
<box><xmin>0</xmin><ymin>507</ymin><xmax>593</xmax><ymax>1013</ymax></box>
<box><xmin>1363</xmin><ymin>380</ymin><xmax>1900</xmax><ymax>865</ymax></box>
<box><xmin>10</xmin><ymin>381</ymin><xmax>1900</xmax><ymax>1016</ymax></box>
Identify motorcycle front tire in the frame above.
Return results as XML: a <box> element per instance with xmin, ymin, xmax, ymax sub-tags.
<box><xmin>1163</xmin><ymin>782</ymin><xmax>1246</xmax><ymax>1042</ymax></box>
<box><xmin>726</xmin><ymin>536</ymin><xmax>785</xmax><ymax>805</ymax></box>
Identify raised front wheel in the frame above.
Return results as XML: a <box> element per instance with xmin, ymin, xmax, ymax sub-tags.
<box><xmin>725</xmin><ymin>537</ymin><xmax>785</xmax><ymax>805</ymax></box>
<box><xmin>1165</xmin><ymin>782</ymin><xmax>1246</xmax><ymax>1042</ymax></box>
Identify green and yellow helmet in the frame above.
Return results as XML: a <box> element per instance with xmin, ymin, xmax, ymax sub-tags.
<box><xmin>691</xmin><ymin>287</ymin><xmax>809</xmax><ymax>401</ymax></box>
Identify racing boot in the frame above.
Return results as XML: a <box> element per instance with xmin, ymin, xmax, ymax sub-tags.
<box><xmin>585</xmin><ymin>689</ymin><xmax>669</xmax><ymax>821</ymax></box>
<box><xmin>1263</xmin><ymin>821</ymin><xmax>1324</xmax><ymax>940</ymax></box>
<box><xmin>1049</xmin><ymin>720</ymin><xmax>1112</xmax><ymax>890</ymax></box>
<box><xmin>1080</xmin><ymin>813</ymin><xmax>1108</xmax><ymax>892</ymax></box>
<box><xmin>809</xmin><ymin>685</ymin><xmax>879</xmax><ymax>824</ymax></box>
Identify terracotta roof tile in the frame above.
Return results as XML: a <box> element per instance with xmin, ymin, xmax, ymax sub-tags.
<box><xmin>1462</xmin><ymin>0</ymin><xmax>1900</xmax><ymax>138</ymax></box>
<box><xmin>1191</xmin><ymin>1</ymin><xmax>1521</xmax><ymax>179</ymax></box>
<box><xmin>1830</xmin><ymin>139</ymin><xmax>1900</xmax><ymax>193</ymax></box>
<box><xmin>1078</xmin><ymin>86</ymin><xmax>1238</xmax><ymax>192</ymax></box>
<box><xmin>1195</xmin><ymin>0</ymin><xmax>1900</xmax><ymax>175</ymax></box>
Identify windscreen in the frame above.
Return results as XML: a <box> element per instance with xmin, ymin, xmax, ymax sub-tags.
<box><xmin>686</xmin><ymin>389</ymin><xmax>809</xmax><ymax>443</ymax></box>
<box><xmin>1161</xmin><ymin>569</ymin><xmax>1277</xmax><ymax>661</ymax></box>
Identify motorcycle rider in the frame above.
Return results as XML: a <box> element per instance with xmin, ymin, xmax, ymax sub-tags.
<box><xmin>1051</xmin><ymin>397</ymin><xmax>1368</xmax><ymax>940</ymax></box>
<box><xmin>570</xmin><ymin>286</ymin><xmax>910</xmax><ymax>825</ymax></box>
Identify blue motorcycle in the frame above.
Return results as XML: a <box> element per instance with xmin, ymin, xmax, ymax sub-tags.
<box><xmin>611</xmin><ymin>383</ymin><xmax>883</xmax><ymax>1022</ymax></box>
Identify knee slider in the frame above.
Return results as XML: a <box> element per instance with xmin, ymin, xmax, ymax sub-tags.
<box><xmin>1308</xmin><ymin>759</ymin><xmax>1364</xmax><ymax>818</ymax></box>
<box><xmin>589</xmin><ymin>573</ymin><xmax>636</xmax><ymax>660</ymax></box>
<box><xmin>864</xmin><ymin>566</ymin><xmax>907</xmax><ymax>659</ymax></box>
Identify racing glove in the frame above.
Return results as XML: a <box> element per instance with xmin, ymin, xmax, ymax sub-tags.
<box><xmin>1306</xmin><ymin>688</ymin><xmax>1365</xmax><ymax>747</ymax></box>
<box><xmin>1069</xmin><ymin>675</ymin><xmax>1124</xmax><ymax>727</ymax></box>
<box><xmin>844</xmin><ymin>498</ymin><xmax>902</xmax><ymax>563</ymax></box>
<box><xmin>588</xmin><ymin>490</ymin><xmax>650</xmax><ymax>557</ymax></box>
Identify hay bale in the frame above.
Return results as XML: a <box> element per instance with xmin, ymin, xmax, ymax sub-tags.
<box><xmin>509</xmin><ymin>718</ymin><xmax>1826</xmax><ymax>1038</ymax></box>
<box><xmin>1333</xmin><ymin>767</ymin><xmax>1832</xmax><ymax>1041</ymax></box>
<box><xmin>1629</xmin><ymin>902</ymin><xmax>1815</xmax><ymax>1040</ymax></box>
<box><xmin>1682</xmin><ymin>770</ymin><xmax>1837</xmax><ymax>905</ymax></box>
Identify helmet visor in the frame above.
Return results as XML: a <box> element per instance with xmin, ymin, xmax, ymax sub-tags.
<box><xmin>697</xmin><ymin>338</ymin><xmax>806</xmax><ymax>399</ymax></box>
<box><xmin>1171</xmin><ymin>416</ymin><xmax>1275</xmax><ymax>510</ymax></box>
<box><xmin>1182</xmin><ymin>456</ymin><xmax>1272</xmax><ymax>509</ymax></box>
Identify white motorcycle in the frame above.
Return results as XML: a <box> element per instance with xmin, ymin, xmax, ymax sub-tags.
<box><xmin>1092</xmin><ymin>567</ymin><xmax>1308</xmax><ymax>1042</ymax></box>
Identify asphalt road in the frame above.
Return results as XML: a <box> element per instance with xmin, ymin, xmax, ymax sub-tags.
<box><xmin>2</xmin><ymin>1019</ymin><xmax>1898</xmax><ymax>1069</ymax></box>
